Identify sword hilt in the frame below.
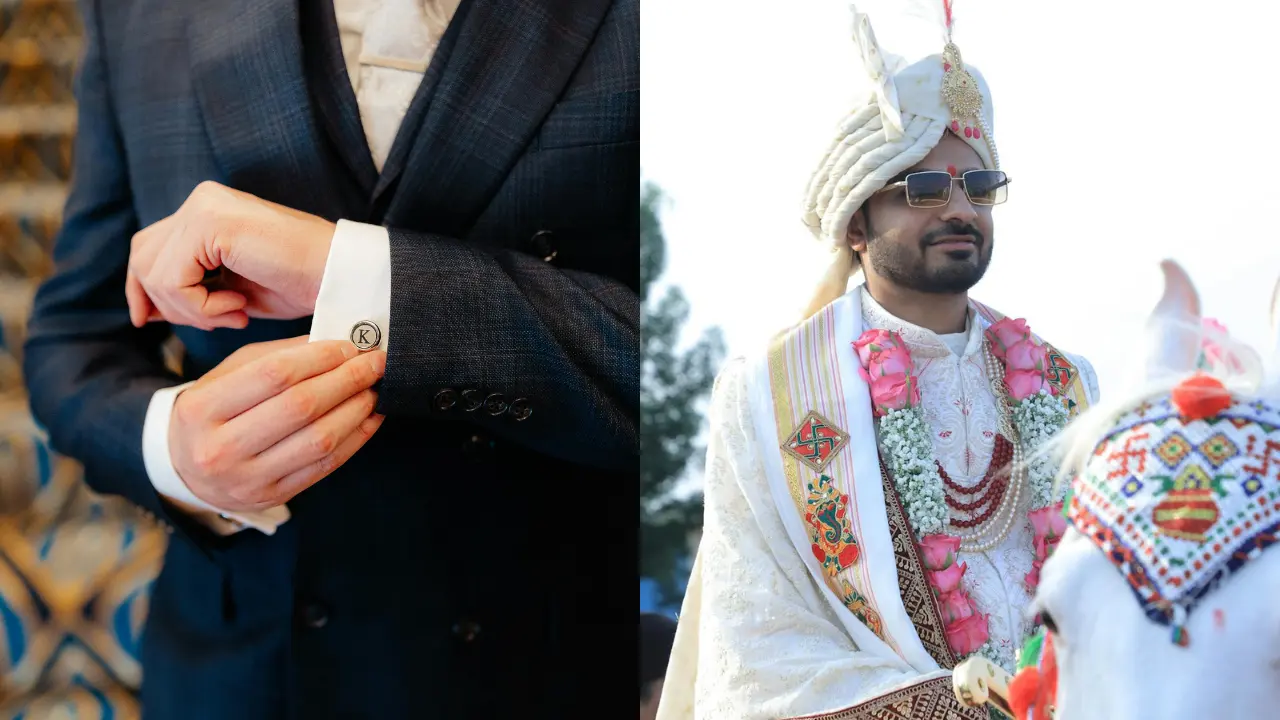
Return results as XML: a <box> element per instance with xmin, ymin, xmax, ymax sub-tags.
<box><xmin>953</xmin><ymin>655</ymin><xmax>1016</xmax><ymax>719</ymax></box>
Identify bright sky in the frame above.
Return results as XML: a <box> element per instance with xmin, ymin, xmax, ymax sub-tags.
<box><xmin>642</xmin><ymin>0</ymin><xmax>1280</xmax><ymax>415</ymax></box>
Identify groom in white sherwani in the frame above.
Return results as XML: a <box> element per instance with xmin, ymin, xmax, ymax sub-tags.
<box><xmin>658</xmin><ymin>3</ymin><xmax>1100</xmax><ymax>719</ymax></box>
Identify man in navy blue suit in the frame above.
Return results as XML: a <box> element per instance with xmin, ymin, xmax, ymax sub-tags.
<box><xmin>23</xmin><ymin>0</ymin><xmax>638</xmax><ymax>716</ymax></box>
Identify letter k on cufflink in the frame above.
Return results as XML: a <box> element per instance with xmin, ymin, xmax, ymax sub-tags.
<box><xmin>350</xmin><ymin>321</ymin><xmax>381</xmax><ymax>351</ymax></box>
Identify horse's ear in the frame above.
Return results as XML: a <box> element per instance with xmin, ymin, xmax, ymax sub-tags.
<box><xmin>1146</xmin><ymin>259</ymin><xmax>1202</xmax><ymax>376</ymax></box>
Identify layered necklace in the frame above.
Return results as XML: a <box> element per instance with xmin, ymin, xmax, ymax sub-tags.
<box><xmin>943</xmin><ymin>342</ymin><xmax>1029</xmax><ymax>553</ymax></box>
<box><xmin>855</xmin><ymin>317</ymin><xmax>1071</xmax><ymax>668</ymax></box>
<box><xmin>854</xmin><ymin>323</ymin><xmax>1069</xmax><ymax>554</ymax></box>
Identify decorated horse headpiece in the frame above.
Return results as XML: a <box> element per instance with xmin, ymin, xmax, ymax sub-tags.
<box><xmin>1003</xmin><ymin>260</ymin><xmax>1277</xmax><ymax>720</ymax></box>
<box><xmin>1064</xmin><ymin>262</ymin><xmax>1273</xmax><ymax>651</ymax></box>
<box><xmin>1064</xmin><ymin>365</ymin><xmax>1279</xmax><ymax>650</ymax></box>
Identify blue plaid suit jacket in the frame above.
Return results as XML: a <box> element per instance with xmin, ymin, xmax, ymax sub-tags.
<box><xmin>22</xmin><ymin>0</ymin><xmax>638</xmax><ymax>716</ymax></box>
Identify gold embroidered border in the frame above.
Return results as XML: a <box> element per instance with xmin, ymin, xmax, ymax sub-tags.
<box><xmin>766</xmin><ymin>314</ymin><xmax>887</xmax><ymax>642</ymax></box>
<box><xmin>879</xmin><ymin>463</ymin><xmax>957</xmax><ymax>670</ymax></box>
<box><xmin>782</xmin><ymin>676</ymin><xmax>988</xmax><ymax>720</ymax></box>
<box><xmin>767</xmin><ymin>331</ymin><xmax>807</xmax><ymax>521</ymax></box>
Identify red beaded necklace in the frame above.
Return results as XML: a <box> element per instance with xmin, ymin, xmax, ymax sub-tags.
<box><xmin>938</xmin><ymin>434</ymin><xmax>1014</xmax><ymax>529</ymax></box>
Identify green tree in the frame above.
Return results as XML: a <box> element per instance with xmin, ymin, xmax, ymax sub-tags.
<box><xmin>640</xmin><ymin>181</ymin><xmax>725</xmax><ymax>604</ymax></box>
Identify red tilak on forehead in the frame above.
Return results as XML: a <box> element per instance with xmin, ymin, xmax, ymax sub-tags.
<box><xmin>947</xmin><ymin>165</ymin><xmax>958</xmax><ymax>177</ymax></box>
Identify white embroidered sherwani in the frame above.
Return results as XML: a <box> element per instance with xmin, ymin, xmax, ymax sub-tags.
<box><xmin>657</xmin><ymin>286</ymin><xmax>1100</xmax><ymax>720</ymax></box>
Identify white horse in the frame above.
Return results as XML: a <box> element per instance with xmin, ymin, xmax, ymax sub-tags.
<box><xmin>955</xmin><ymin>260</ymin><xmax>1280</xmax><ymax>719</ymax></box>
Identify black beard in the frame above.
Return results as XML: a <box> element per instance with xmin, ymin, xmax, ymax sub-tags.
<box><xmin>867</xmin><ymin>220</ymin><xmax>992</xmax><ymax>294</ymax></box>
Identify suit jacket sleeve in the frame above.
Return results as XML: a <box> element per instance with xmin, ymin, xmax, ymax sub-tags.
<box><xmin>22</xmin><ymin>0</ymin><xmax>229</xmax><ymax>553</ymax></box>
<box><xmin>375</xmin><ymin>226</ymin><xmax>638</xmax><ymax>473</ymax></box>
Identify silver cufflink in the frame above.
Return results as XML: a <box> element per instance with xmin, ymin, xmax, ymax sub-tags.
<box><xmin>350</xmin><ymin>320</ymin><xmax>382</xmax><ymax>351</ymax></box>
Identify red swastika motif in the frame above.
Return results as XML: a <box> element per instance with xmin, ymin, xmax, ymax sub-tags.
<box><xmin>782</xmin><ymin>411</ymin><xmax>850</xmax><ymax>474</ymax></box>
<box><xmin>1242</xmin><ymin>436</ymin><xmax>1280</xmax><ymax>481</ymax></box>
<box><xmin>1107</xmin><ymin>432</ymin><xmax>1150</xmax><ymax>481</ymax></box>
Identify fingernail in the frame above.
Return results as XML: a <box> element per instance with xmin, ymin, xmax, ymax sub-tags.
<box><xmin>368</xmin><ymin>352</ymin><xmax>387</xmax><ymax>375</ymax></box>
<box><xmin>342</xmin><ymin>343</ymin><xmax>360</xmax><ymax>359</ymax></box>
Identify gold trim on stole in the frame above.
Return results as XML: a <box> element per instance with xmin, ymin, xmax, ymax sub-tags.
<box><xmin>766</xmin><ymin>310</ymin><xmax>887</xmax><ymax>642</ymax></box>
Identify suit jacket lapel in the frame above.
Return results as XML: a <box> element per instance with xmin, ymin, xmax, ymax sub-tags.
<box><xmin>303</xmin><ymin>0</ymin><xmax>379</xmax><ymax>197</ymax></box>
<box><xmin>186</xmin><ymin>0</ymin><xmax>343</xmax><ymax>217</ymax></box>
<box><xmin>378</xmin><ymin>0</ymin><xmax>613</xmax><ymax>234</ymax></box>
<box><xmin>369</xmin><ymin>0</ymin><xmax>473</xmax><ymax>215</ymax></box>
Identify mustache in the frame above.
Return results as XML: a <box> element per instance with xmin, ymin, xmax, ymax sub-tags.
<box><xmin>920</xmin><ymin>221</ymin><xmax>985</xmax><ymax>248</ymax></box>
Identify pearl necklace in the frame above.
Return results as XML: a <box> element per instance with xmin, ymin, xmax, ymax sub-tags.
<box><xmin>952</xmin><ymin>342</ymin><xmax>1026</xmax><ymax>553</ymax></box>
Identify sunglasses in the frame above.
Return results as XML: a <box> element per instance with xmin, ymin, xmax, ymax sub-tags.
<box><xmin>877</xmin><ymin>170</ymin><xmax>1010</xmax><ymax>208</ymax></box>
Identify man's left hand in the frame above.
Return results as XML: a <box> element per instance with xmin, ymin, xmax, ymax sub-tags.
<box><xmin>126</xmin><ymin>181</ymin><xmax>337</xmax><ymax>330</ymax></box>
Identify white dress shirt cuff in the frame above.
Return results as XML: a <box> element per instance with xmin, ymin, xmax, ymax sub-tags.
<box><xmin>142</xmin><ymin>382</ymin><xmax>291</xmax><ymax>535</ymax></box>
<box><xmin>309</xmin><ymin>219</ymin><xmax>391</xmax><ymax>351</ymax></box>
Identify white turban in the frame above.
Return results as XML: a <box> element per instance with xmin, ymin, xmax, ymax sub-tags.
<box><xmin>797</xmin><ymin>2</ymin><xmax>1001</xmax><ymax>319</ymax></box>
<box><xmin>801</xmin><ymin>2</ymin><xmax>1000</xmax><ymax>251</ymax></box>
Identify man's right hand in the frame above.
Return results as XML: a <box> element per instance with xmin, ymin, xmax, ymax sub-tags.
<box><xmin>169</xmin><ymin>336</ymin><xmax>387</xmax><ymax>513</ymax></box>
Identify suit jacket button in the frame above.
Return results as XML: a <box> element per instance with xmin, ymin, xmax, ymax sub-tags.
<box><xmin>508</xmin><ymin>398</ymin><xmax>532</xmax><ymax>421</ymax></box>
<box><xmin>452</xmin><ymin>620</ymin><xmax>481</xmax><ymax>642</ymax></box>
<box><xmin>434</xmin><ymin>389</ymin><xmax>458</xmax><ymax>411</ymax></box>
<box><xmin>528</xmin><ymin>230</ymin><xmax>557</xmax><ymax>262</ymax></box>
<box><xmin>301</xmin><ymin>603</ymin><xmax>329</xmax><ymax>629</ymax></box>
<box><xmin>483</xmin><ymin>393</ymin><xmax>507</xmax><ymax>416</ymax></box>
<box><xmin>459</xmin><ymin>389</ymin><xmax>483</xmax><ymax>412</ymax></box>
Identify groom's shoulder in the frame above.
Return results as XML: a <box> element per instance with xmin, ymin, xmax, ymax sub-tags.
<box><xmin>1020</xmin><ymin>323</ymin><xmax>1099</xmax><ymax>401</ymax></box>
<box><xmin>974</xmin><ymin>299</ymin><xmax>1101</xmax><ymax>402</ymax></box>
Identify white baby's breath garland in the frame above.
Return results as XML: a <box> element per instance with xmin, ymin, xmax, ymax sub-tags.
<box><xmin>870</xmin><ymin>337</ymin><xmax>1072</xmax><ymax>672</ymax></box>
<box><xmin>879</xmin><ymin>406</ymin><xmax>947</xmax><ymax>538</ymax></box>
<box><xmin>1012</xmin><ymin>389</ymin><xmax>1071</xmax><ymax>510</ymax></box>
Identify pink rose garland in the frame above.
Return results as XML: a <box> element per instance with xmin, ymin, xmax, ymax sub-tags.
<box><xmin>984</xmin><ymin>317</ymin><xmax>1068</xmax><ymax>594</ymax></box>
<box><xmin>855</xmin><ymin>328</ymin><xmax>992</xmax><ymax>658</ymax></box>
<box><xmin>857</xmin><ymin>317</ymin><xmax>1073</xmax><ymax>665</ymax></box>
<box><xmin>919</xmin><ymin>534</ymin><xmax>990</xmax><ymax>656</ymax></box>
<box><xmin>853</xmin><ymin>329</ymin><xmax>921</xmax><ymax>415</ymax></box>
<box><xmin>1024</xmin><ymin>503</ymin><xmax>1068</xmax><ymax>589</ymax></box>
<box><xmin>985</xmin><ymin>317</ymin><xmax>1056</xmax><ymax>402</ymax></box>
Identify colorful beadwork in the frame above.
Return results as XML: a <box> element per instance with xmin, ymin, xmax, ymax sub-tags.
<box><xmin>1069</xmin><ymin>395</ymin><xmax>1280</xmax><ymax>646</ymax></box>
<box><xmin>783</xmin><ymin>410</ymin><xmax>850</xmax><ymax>473</ymax></box>
<box><xmin>804</xmin><ymin>474</ymin><xmax>861</xmax><ymax>576</ymax></box>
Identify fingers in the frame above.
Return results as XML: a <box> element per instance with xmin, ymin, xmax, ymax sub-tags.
<box><xmin>158</xmin><ymin>285</ymin><xmax>248</xmax><ymax>330</ymax></box>
<box><xmin>218</xmin><ymin>350</ymin><xmax>386</xmax><ymax>457</ymax></box>
<box><xmin>125</xmin><ymin>268</ymin><xmax>155</xmax><ymax>328</ymax></box>
<box><xmin>130</xmin><ymin>275</ymin><xmax>247</xmax><ymax>330</ymax></box>
<box><xmin>200</xmin><ymin>335</ymin><xmax>311</xmax><ymax>384</ymax></box>
<box><xmin>249</xmin><ymin>388</ymin><xmax>384</xmax><ymax>485</ymax></box>
<box><xmin>271</xmin><ymin>412</ymin><xmax>385</xmax><ymax>502</ymax></box>
<box><xmin>192</xmin><ymin>340</ymin><xmax>361</xmax><ymax>421</ymax></box>
<box><xmin>201</xmin><ymin>288</ymin><xmax>248</xmax><ymax>322</ymax></box>
<box><xmin>129</xmin><ymin>211</ymin><xmax>246</xmax><ymax>329</ymax></box>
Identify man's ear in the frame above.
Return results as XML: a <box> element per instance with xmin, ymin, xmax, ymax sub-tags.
<box><xmin>846</xmin><ymin>208</ymin><xmax>869</xmax><ymax>254</ymax></box>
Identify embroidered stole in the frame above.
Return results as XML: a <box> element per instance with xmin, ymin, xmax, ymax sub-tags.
<box><xmin>749</xmin><ymin>290</ymin><xmax>1090</xmax><ymax>718</ymax></box>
